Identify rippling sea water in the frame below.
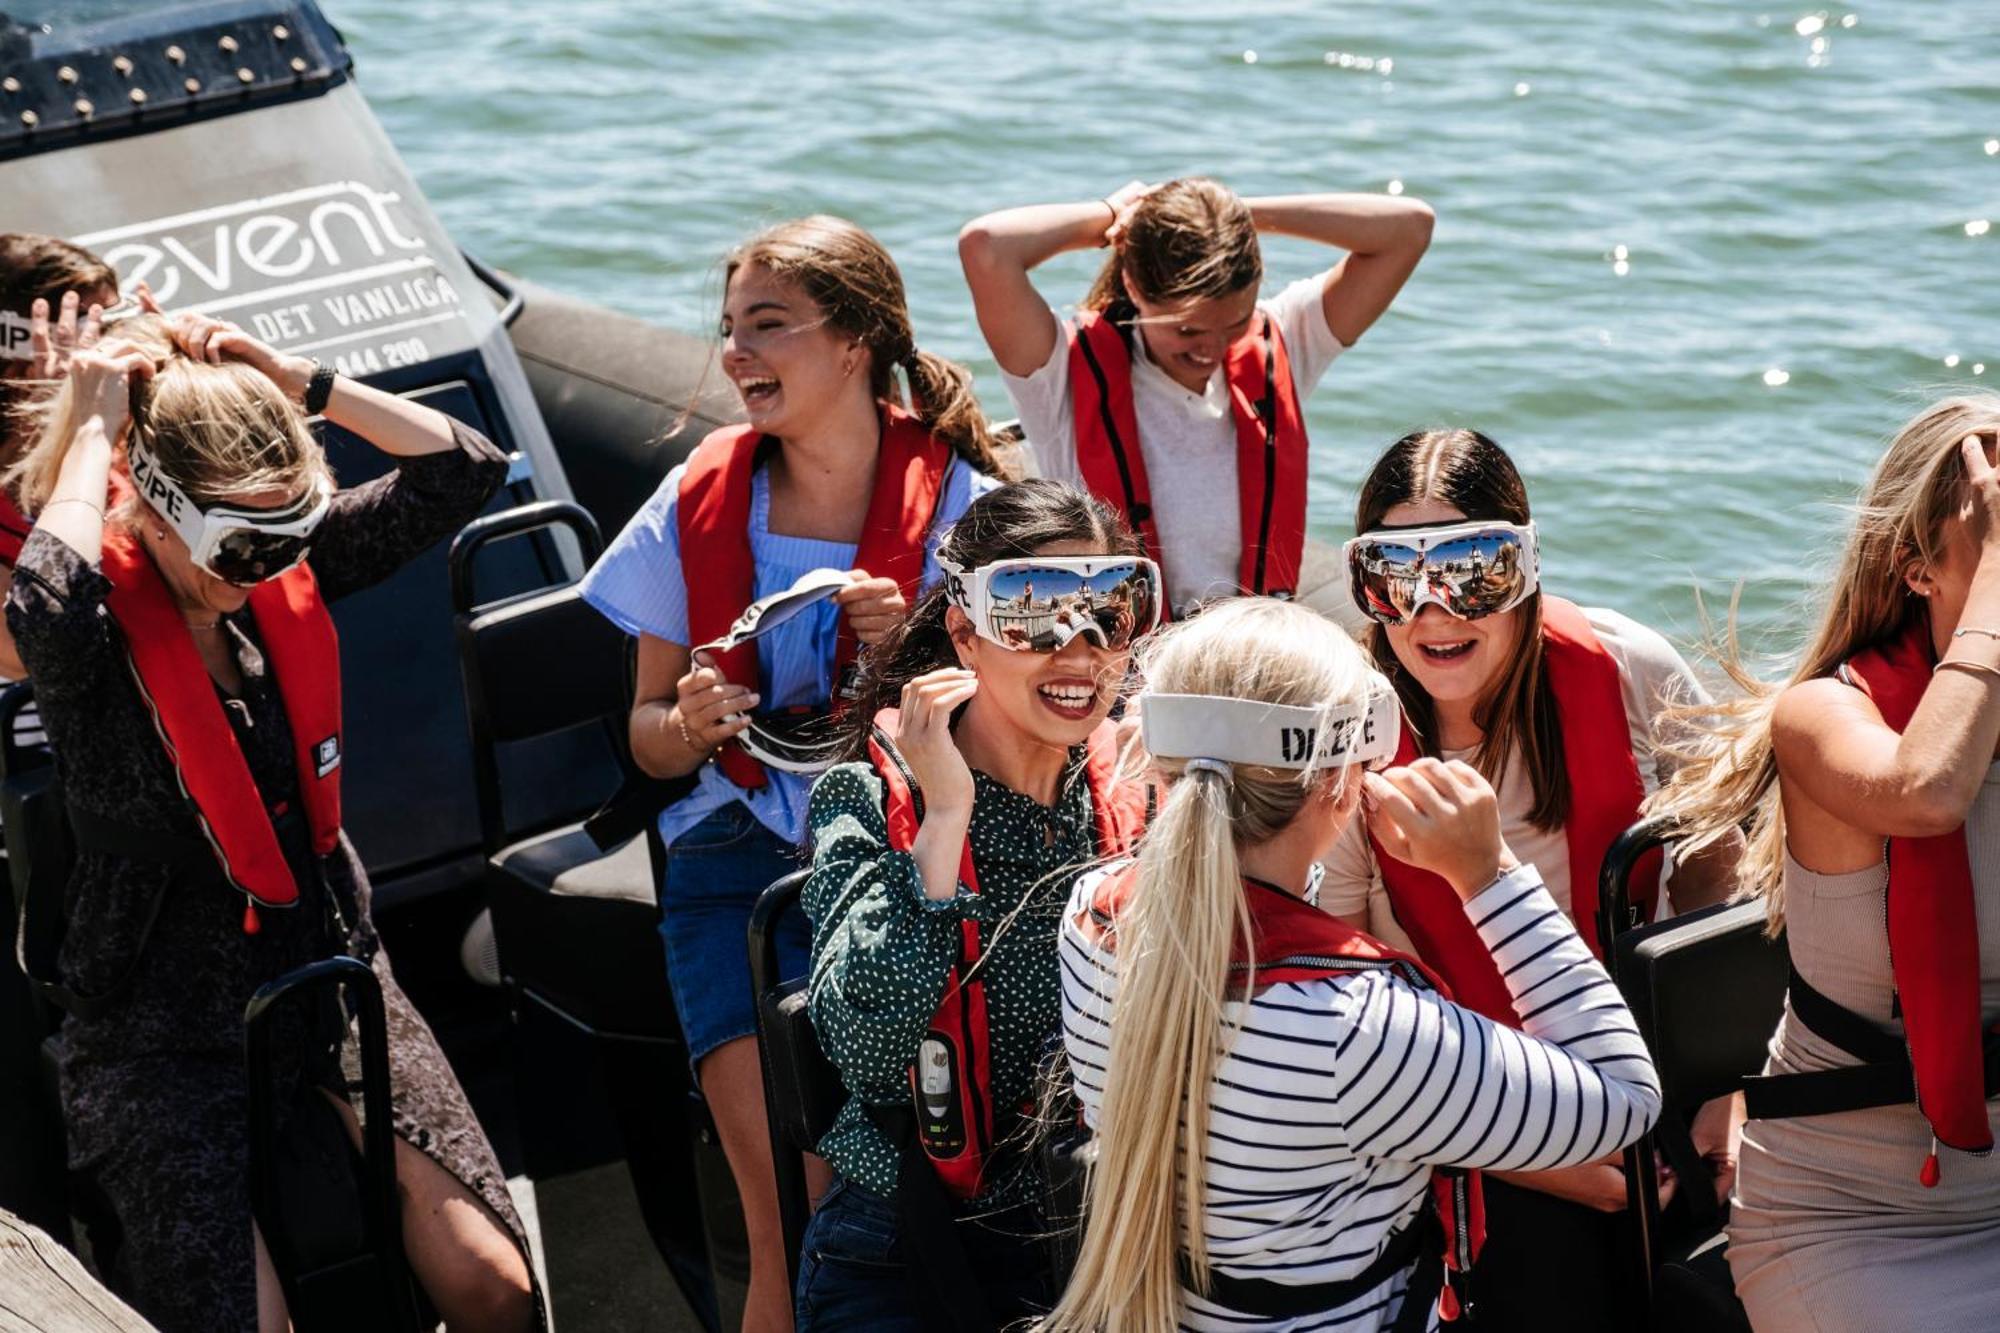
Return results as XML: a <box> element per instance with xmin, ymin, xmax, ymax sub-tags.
<box><xmin>333</xmin><ymin>1</ymin><xmax>1995</xmax><ymax>653</ymax></box>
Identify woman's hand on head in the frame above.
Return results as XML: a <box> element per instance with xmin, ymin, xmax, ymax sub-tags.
<box><xmin>28</xmin><ymin>291</ymin><xmax>104</xmax><ymax>380</ymax></box>
<box><xmin>166</xmin><ymin>313</ymin><xmax>314</xmax><ymax>403</ymax></box>
<box><xmin>672</xmin><ymin>651</ymin><xmax>758</xmax><ymax>752</ymax></box>
<box><xmin>834</xmin><ymin>569</ymin><xmax>908</xmax><ymax>645</ymax></box>
<box><xmin>1102</xmin><ymin>180</ymin><xmax>1158</xmax><ymax>247</ymax></box>
<box><xmin>66</xmin><ymin>340</ymin><xmax>158</xmax><ymax>445</ymax></box>
<box><xmin>1960</xmin><ymin>433</ymin><xmax>2000</xmax><ymax>553</ymax></box>
<box><xmin>1362</xmin><ymin>757</ymin><xmax>1519</xmax><ymax>900</ymax></box>
<box><xmin>898</xmin><ymin>667</ymin><xmax>979</xmax><ymax>820</ymax></box>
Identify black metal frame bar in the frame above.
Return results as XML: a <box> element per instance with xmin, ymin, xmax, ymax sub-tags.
<box><xmin>748</xmin><ymin>869</ymin><xmax>814</xmax><ymax>1297</ymax></box>
<box><xmin>244</xmin><ymin>955</ymin><xmax>421</xmax><ymax>1332</ymax></box>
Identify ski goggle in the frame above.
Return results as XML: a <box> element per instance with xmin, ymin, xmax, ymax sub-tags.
<box><xmin>938</xmin><ymin>553</ymin><xmax>1162</xmax><ymax>654</ymax></box>
<box><xmin>1142</xmin><ymin>671</ymin><xmax>1401</xmax><ymax>772</ymax></box>
<box><xmin>128</xmin><ymin>438</ymin><xmax>331</xmax><ymax>586</ymax></box>
<box><xmin>693</xmin><ymin>567</ymin><xmax>858</xmax><ymax>775</ymax></box>
<box><xmin>1344</xmin><ymin>520</ymin><xmax>1540</xmax><ymax>627</ymax></box>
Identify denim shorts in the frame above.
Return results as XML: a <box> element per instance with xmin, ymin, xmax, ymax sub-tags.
<box><xmin>659</xmin><ymin>802</ymin><xmax>811</xmax><ymax>1072</ymax></box>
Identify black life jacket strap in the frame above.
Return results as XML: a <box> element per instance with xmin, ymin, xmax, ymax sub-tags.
<box><xmin>1179</xmin><ymin>1202</ymin><xmax>1439</xmax><ymax>1324</ymax></box>
<box><xmin>861</xmin><ymin>1102</ymin><xmax>997</xmax><ymax>1333</ymax></box>
<box><xmin>1741</xmin><ymin>965</ymin><xmax>2000</xmax><ymax>1121</ymax></box>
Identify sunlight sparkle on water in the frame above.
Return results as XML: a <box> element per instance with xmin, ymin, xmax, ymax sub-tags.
<box><xmin>1387</xmin><ymin>179</ymin><xmax>1405</xmax><ymax>195</ymax></box>
<box><xmin>1613</xmin><ymin>260</ymin><xmax>1630</xmax><ymax>277</ymax></box>
<box><xmin>1841</xmin><ymin>13</ymin><xmax>1858</xmax><ymax>27</ymax></box>
<box><xmin>1794</xmin><ymin>14</ymin><xmax>1826</xmax><ymax>36</ymax></box>
<box><xmin>1514</xmin><ymin>81</ymin><xmax>1532</xmax><ymax>96</ymax></box>
<box><xmin>1242</xmin><ymin>50</ymin><xmax>1258</xmax><ymax>64</ymax></box>
<box><xmin>1978</xmin><ymin>365</ymin><xmax>1989</xmax><ymax>376</ymax></box>
<box><xmin>1986</xmin><ymin>140</ymin><xmax>1999</xmax><ymax>156</ymax></box>
<box><xmin>1947</xmin><ymin>354</ymin><xmax>1962</xmax><ymax>368</ymax></box>
<box><xmin>1763</xmin><ymin>369</ymin><xmax>1791</xmax><ymax>387</ymax></box>
<box><xmin>1968</xmin><ymin>220</ymin><xmax>1991</xmax><ymax>237</ymax></box>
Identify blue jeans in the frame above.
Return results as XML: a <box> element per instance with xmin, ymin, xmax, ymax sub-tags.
<box><xmin>658</xmin><ymin>803</ymin><xmax>809</xmax><ymax>1071</ymax></box>
<box><xmin>794</xmin><ymin>1177</ymin><xmax>1062</xmax><ymax>1331</ymax></box>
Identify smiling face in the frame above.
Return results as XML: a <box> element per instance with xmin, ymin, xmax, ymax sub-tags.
<box><xmin>1128</xmin><ymin>280</ymin><xmax>1261</xmax><ymax>395</ymax></box>
<box><xmin>949</xmin><ymin>538</ymin><xmax>1131</xmax><ymax>750</ymax></box>
<box><xmin>718</xmin><ymin>262</ymin><xmax>869</xmax><ymax>436</ymax></box>
<box><xmin>1378</xmin><ymin>498</ymin><xmax>1527</xmax><ymax>719</ymax></box>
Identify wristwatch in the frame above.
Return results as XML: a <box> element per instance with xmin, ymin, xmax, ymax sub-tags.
<box><xmin>303</xmin><ymin>359</ymin><xmax>338</xmax><ymax>415</ymax></box>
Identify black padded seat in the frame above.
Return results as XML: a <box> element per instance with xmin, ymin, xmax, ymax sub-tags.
<box><xmin>486</xmin><ymin>829</ymin><xmax>672</xmax><ymax>1042</ymax></box>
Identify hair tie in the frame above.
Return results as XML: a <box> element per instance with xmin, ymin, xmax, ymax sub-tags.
<box><xmin>1183</xmin><ymin>757</ymin><xmax>1235</xmax><ymax>786</ymax></box>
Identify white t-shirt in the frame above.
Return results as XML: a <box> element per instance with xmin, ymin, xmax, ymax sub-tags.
<box><xmin>1000</xmin><ymin>275</ymin><xmax>1347</xmax><ymax>614</ymax></box>
<box><xmin>1321</xmin><ymin>606</ymin><xmax>1708</xmax><ymax>945</ymax></box>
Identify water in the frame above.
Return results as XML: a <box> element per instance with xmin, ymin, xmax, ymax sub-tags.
<box><xmin>329</xmin><ymin>2</ymin><xmax>1996</xmax><ymax>654</ymax></box>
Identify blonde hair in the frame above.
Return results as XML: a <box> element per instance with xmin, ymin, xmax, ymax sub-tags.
<box><xmin>1083</xmin><ymin>177</ymin><xmax>1262</xmax><ymax>317</ymax></box>
<box><xmin>1044</xmin><ymin>597</ymin><xmax>1378</xmax><ymax>1333</ymax></box>
<box><xmin>7</xmin><ymin>315</ymin><xmax>328</xmax><ymax>518</ymax></box>
<box><xmin>1649</xmin><ymin>393</ymin><xmax>2000</xmax><ymax>930</ymax></box>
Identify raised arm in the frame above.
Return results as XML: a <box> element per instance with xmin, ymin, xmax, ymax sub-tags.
<box><xmin>958</xmin><ymin>183</ymin><xmax>1147</xmax><ymax>377</ymax></box>
<box><xmin>1775</xmin><ymin>436</ymin><xmax>2000</xmax><ymax>848</ymax></box>
<box><xmin>1246</xmin><ymin>192</ymin><xmax>1435</xmax><ymax>346</ymax></box>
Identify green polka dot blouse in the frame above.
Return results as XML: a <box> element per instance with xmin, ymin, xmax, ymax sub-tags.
<box><xmin>803</xmin><ymin>750</ymin><xmax>1104</xmax><ymax>1206</ymax></box>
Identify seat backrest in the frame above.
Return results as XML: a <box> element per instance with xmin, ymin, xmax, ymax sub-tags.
<box><xmin>1615</xmin><ymin>901</ymin><xmax>1789</xmax><ymax>1107</ymax></box>
<box><xmin>449</xmin><ymin>501</ymin><xmax>629</xmax><ymax>852</ymax></box>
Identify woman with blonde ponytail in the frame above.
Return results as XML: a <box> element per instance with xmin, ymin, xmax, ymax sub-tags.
<box><xmin>580</xmin><ymin>213</ymin><xmax>1007</xmax><ymax>1332</ymax></box>
<box><xmin>1054</xmin><ymin>597</ymin><xmax>1660</xmax><ymax>1332</ymax></box>
<box><xmin>1649</xmin><ymin>396</ymin><xmax>2000</xmax><ymax>1333</ymax></box>
<box><xmin>959</xmin><ymin>178</ymin><xmax>1433</xmax><ymax>614</ymax></box>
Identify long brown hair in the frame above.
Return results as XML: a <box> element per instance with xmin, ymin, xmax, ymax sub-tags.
<box><xmin>1082</xmin><ymin>178</ymin><xmax>1261</xmax><ymax>320</ymax></box>
<box><xmin>1650</xmin><ymin>395</ymin><xmax>2000</xmax><ymax>930</ymax></box>
<box><xmin>1356</xmin><ymin>428</ymin><xmax>1569</xmax><ymax>830</ymax></box>
<box><xmin>836</xmin><ymin>479</ymin><xmax>1140</xmax><ymax>758</ymax></box>
<box><xmin>725</xmin><ymin>215</ymin><xmax>1012</xmax><ymax>478</ymax></box>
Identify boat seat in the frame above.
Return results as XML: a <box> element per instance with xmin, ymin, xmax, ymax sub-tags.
<box><xmin>1599</xmin><ymin>819</ymin><xmax>1783</xmax><ymax>1332</ymax></box>
<box><xmin>450</xmin><ymin>501</ymin><xmax>673</xmax><ymax>1043</ymax></box>
<box><xmin>749</xmin><ymin>869</ymin><xmax>844</xmax><ymax>1295</ymax></box>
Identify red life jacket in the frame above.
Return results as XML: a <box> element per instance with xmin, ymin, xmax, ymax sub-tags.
<box><xmin>0</xmin><ymin>491</ymin><xmax>30</xmax><ymax>566</ymax></box>
<box><xmin>1838</xmin><ymin>616</ymin><xmax>1994</xmax><ymax>1159</ymax></box>
<box><xmin>99</xmin><ymin>530</ymin><xmax>343</xmax><ymax>923</ymax></box>
<box><xmin>1067</xmin><ymin>309</ymin><xmax>1309</xmax><ymax>603</ymax></box>
<box><xmin>1371</xmin><ymin>596</ymin><xmax>1660</xmax><ymax>1025</ymax></box>
<box><xmin>678</xmin><ymin>405</ymin><xmax>953</xmax><ymax>790</ymax></box>
<box><xmin>867</xmin><ymin>707</ymin><xmax>1148</xmax><ymax>1200</ymax></box>
<box><xmin>1086</xmin><ymin>862</ymin><xmax>1482</xmax><ymax>1322</ymax></box>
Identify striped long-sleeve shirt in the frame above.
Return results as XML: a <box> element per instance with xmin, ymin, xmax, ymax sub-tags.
<box><xmin>1058</xmin><ymin>862</ymin><xmax>1662</xmax><ymax>1332</ymax></box>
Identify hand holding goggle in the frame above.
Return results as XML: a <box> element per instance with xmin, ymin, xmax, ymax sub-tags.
<box><xmin>939</xmin><ymin>552</ymin><xmax>1162</xmax><ymax>654</ymax></box>
<box><xmin>1344</xmin><ymin>519</ymin><xmax>1540</xmax><ymax>627</ymax></box>
<box><xmin>688</xmin><ymin>568</ymin><xmax>856</xmax><ymax>774</ymax></box>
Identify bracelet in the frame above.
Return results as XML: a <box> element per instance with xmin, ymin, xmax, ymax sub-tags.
<box><xmin>1954</xmin><ymin>627</ymin><xmax>2000</xmax><ymax>642</ymax></box>
<box><xmin>676</xmin><ymin>711</ymin><xmax>712</xmax><ymax>756</ymax></box>
<box><xmin>41</xmin><ymin>497</ymin><xmax>105</xmax><ymax>518</ymax></box>
<box><xmin>302</xmin><ymin>359</ymin><xmax>337</xmax><ymax>416</ymax></box>
<box><xmin>1096</xmin><ymin>197</ymin><xmax>1119</xmax><ymax>247</ymax></box>
<box><xmin>1934</xmin><ymin>657</ymin><xmax>2000</xmax><ymax>682</ymax></box>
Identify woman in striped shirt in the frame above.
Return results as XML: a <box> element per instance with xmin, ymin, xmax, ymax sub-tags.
<box><xmin>1052</xmin><ymin>597</ymin><xmax>1662</xmax><ymax>1332</ymax></box>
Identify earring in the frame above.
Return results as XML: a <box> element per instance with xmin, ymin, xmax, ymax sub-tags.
<box><xmin>155</xmin><ymin>528</ymin><xmax>167</xmax><ymax>541</ymax></box>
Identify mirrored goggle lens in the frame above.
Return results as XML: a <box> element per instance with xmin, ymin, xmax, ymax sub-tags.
<box><xmin>1349</xmin><ymin>532</ymin><xmax>1530</xmax><ymax>625</ymax></box>
<box><xmin>980</xmin><ymin>561</ymin><xmax>1158</xmax><ymax>653</ymax></box>
<box><xmin>206</xmin><ymin>528</ymin><xmax>314</xmax><ymax>585</ymax></box>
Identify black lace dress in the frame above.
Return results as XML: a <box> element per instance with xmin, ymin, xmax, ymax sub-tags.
<box><xmin>5</xmin><ymin>422</ymin><xmax>533</xmax><ymax>1333</ymax></box>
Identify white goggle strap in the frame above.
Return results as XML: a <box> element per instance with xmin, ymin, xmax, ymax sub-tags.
<box><xmin>126</xmin><ymin>438</ymin><xmax>210</xmax><ymax>552</ymax></box>
<box><xmin>1141</xmin><ymin>679</ymin><xmax>1402</xmax><ymax>772</ymax></box>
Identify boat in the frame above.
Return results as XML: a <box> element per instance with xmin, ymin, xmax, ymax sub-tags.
<box><xmin>0</xmin><ymin>3</ymin><xmax>747</xmax><ymax>1328</ymax></box>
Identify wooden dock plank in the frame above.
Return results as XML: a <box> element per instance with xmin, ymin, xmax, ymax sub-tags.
<box><xmin>0</xmin><ymin>1210</ymin><xmax>155</xmax><ymax>1333</ymax></box>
